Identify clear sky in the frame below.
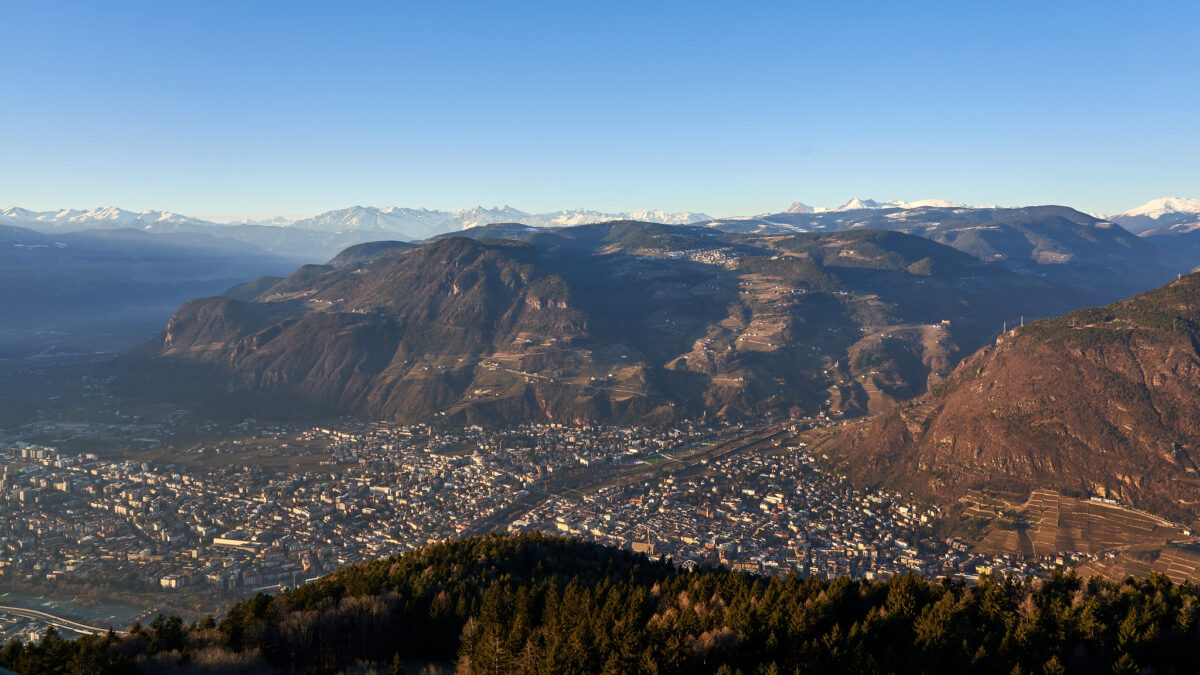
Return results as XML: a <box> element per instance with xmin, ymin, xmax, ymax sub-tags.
<box><xmin>1</xmin><ymin>1</ymin><xmax>1197</xmax><ymax>219</ymax></box>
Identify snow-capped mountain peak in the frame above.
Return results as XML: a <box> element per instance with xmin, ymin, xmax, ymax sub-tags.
<box><xmin>1</xmin><ymin>203</ymin><xmax>713</xmax><ymax>241</ymax></box>
<box><xmin>453</xmin><ymin>206</ymin><xmax>532</xmax><ymax>229</ymax></box>
<box><xmin>271</xmin><ymin>204</ymin><xmax>712</xmax><ymax>239</ymax></box>
<box><xmin>837</xmin><ymin>197</ymin><xmax>889</xmax><ymax>211</ymax></box>
<box><xmin>0</xmin><ymin>206</ymin><xmax>211</xmax><ymax>231</ymax></box>
<box><xmin>1109</xmin><ymin>197</ymin><xmax>1200</xmax><ymax>234</ymax></box>
<box><xmin>823</xmin><ymin>197</ymin><xmax>965</xmax><ymax>212</ymax></box>
<box><xmin>623</xmin><ymin>209</ymin><xmax>709</xmax><ymax>225</ymax></box>
<box><xmin>1114</xmin><ymin>197</ymin><xmax>1200</xmax><ymax>219</ymax></box>
<box><xmin>786</xmin><ymin>201</ymin><xmax>814</xmax><ymax>214</ymax></box>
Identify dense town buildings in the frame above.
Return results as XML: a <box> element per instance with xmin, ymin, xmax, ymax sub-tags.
<box><xmin>0</xmin><ymin>420</ymin><xmax>1092</xmax><ymax>641</ymax></box>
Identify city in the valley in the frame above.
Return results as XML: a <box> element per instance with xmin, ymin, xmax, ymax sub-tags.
<box><xmin>0</xmin><ymin>416</ymin><xmax>1093</xmax><ymax>642</ymax></box>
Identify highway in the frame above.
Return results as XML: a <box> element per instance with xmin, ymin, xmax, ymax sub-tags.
<box><xmin>0</xmin><ymin>604</ymin><xmax>119</xmax><ymax>636</ymax></box>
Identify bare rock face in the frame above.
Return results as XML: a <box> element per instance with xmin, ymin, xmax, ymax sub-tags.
<box><xmin>822</xmin><ymin>273</ymin><xmax>1200</xmax><ymax>523</ymax></box>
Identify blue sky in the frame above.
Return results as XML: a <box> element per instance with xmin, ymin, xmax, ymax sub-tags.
<box><xmin>1</xmin><ymin>1</ymin><xmax>1197</xmax><ymax>219</ymax></box>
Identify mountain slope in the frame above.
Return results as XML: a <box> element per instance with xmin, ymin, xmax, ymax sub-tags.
<box><xmin>819</xmin><ymin>272</ymin><xmax>1200</xmax><ymax>524</ymax></box>
<box><xmin>121</xmin><ymin>223</ymin><xmax>1076</xmax><ymax>424</ymax></box>
<box><xmin>131</xmin><ymin>237</ymin><xmax>595</xmax><ymax>421</ymax></box>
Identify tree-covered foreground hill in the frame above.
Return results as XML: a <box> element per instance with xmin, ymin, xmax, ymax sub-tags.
<box><xmin>4</xmin><ymin>534</ymin><xmax>1199</xmax><ymax>674</ymax></box>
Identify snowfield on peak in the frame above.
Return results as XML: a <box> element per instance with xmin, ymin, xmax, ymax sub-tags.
<box><xmin>785</xmin><ymin>197</ymin><xmax>966</xmax><ymax>213</ymax></box>
<box><xmin>1114</xmin><ymin>197</ymin><xmax>1200</xmax><ymax>219</ymax></box>
<box><xmin>827</xmin><ymin>197</ymin><xmax>965</xmax><ymax>211</ymax></box>
<box><xmin>1110</xmin><ymin>197</ymin><xmax>1200</xmax><ymax>234</ymax></box>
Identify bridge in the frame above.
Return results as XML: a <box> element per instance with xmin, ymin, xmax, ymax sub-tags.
<box><xmin>0</xmin><ymin>604</ymin><xmax>120</xmax><ymax>636</ymax></box>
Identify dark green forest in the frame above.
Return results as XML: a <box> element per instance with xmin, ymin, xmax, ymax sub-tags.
<box><xmin>3</xmin><ymin>534</ymin><xmax>1198</xmax><ymax>674</ymax></box>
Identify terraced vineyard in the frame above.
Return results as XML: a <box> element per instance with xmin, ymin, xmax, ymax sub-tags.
<box><xmin>1076</xmin><ymin>545</ymin><xmax>1200</xmax><ymax>584</ymax></box>
<box><xmin>956</xmin><ymin>488</ymin><xmax>1200</xmax><ymax>580</ymax></box>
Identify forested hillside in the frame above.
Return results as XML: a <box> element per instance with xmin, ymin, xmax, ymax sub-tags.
<box><xmin>4</xmin><ymin>534</ymin><xmax>1199</xmax><ymax>674</ymax></box>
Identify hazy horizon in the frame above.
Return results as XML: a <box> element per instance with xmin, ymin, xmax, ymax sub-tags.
<box><xmin>3</xmin><ymin>194</ymin><xmax>1193</xmax><ymax>226</ymax></box>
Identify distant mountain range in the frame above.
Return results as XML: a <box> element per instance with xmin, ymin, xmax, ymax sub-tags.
<box><xmin>0</xmin><ymin>204</ymin><xmax>711</xmax><ymax>245</ymax></box>
<box><xmin>0</xmin><ymin>205</ymin><xmax>712</xmax><ymax>263</ymax></box>
<box><xmin>4</xmin><ymin>198</ymin><xmax>1198</xmax><ymax>264</ymax></box>
<box><xmin>7</xmin><ymin>197</ymin><xmax>1198</xmax><ymax>235</ymax></box>
<box><xmin>783</xmin><ymin>195</ymin><xmax>1200</xmax><ymax>230</ymax></box>
<box><xmin>284</xmin><ymin>204</ymin><xmax>714</xmax><ymax>240</ymax></box>
<box><xmin>785</xmin><ymin>197</ymin><xmax>966</xmax><ymax>213</ymax></box>
<box><xmin>706</xmin><ymin>205</ymin><xmax>1182</xmax><ymax>303</ymax></box>
<box><xmin>0</xmin><ymin>205</ymin><xmax>216</xmax><ymax>233</ymax></box>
